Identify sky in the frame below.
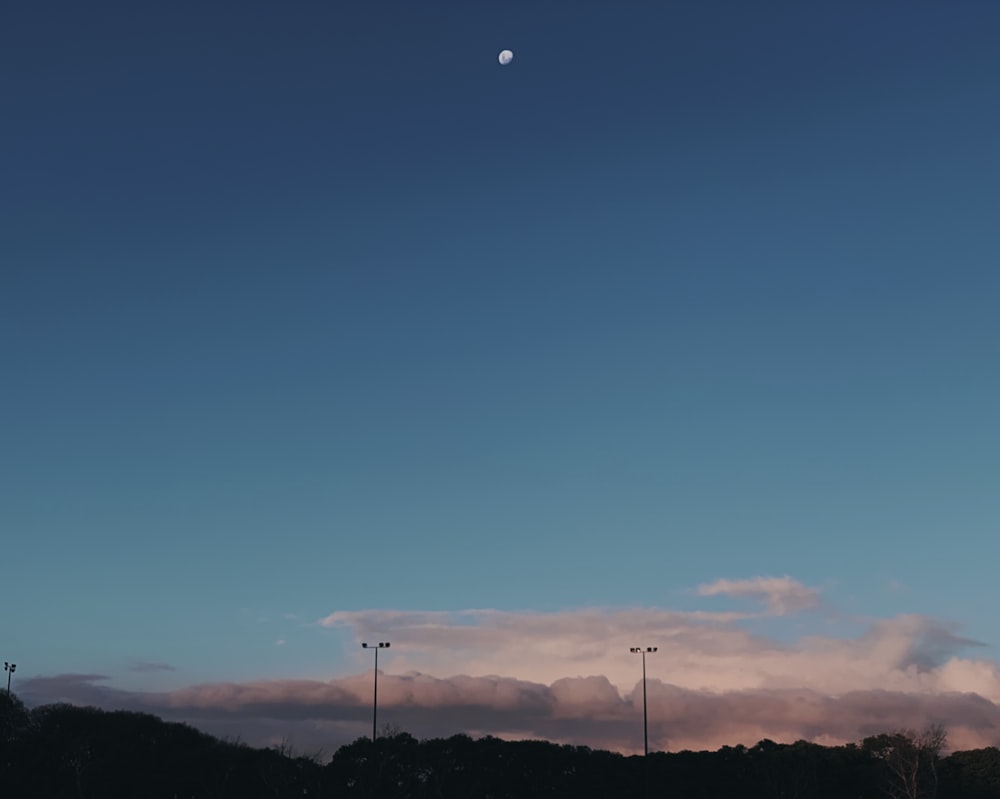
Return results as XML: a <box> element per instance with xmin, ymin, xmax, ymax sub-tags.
<box><xmin>3</xmin><ymin>0</ymin><xmax>1000</xmax><ymax>755</ymax></box>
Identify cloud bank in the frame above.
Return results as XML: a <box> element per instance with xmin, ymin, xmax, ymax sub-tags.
<box><xmin>19</xmin><ymin>577</ymin><xmax>1000</xmax><ymax>755</ymax></box>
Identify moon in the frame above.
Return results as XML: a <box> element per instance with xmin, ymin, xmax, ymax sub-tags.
<box><xmin>498</xmin><ymin>49</ymin><xmax>513</xmax><ymax>66</ymax></box>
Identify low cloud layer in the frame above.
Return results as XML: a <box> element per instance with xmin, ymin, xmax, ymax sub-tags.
<box><xmin>19</xmin><ymin>577</ymin><xmax>1000</xmax><ymax>755</ymax></box>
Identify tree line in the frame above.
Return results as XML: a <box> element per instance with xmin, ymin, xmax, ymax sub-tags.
<box><xmin>3</xmin><ymin>692</ymin><xmax>1000</xmax><ymax>797</ymax></box>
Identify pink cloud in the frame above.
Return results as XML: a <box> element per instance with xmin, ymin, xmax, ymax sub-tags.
<box><xmin>17</xmin><ymin>577</ymin><xmax>1000</xmax><ymax>756</ymax></box>
<box><xmin>318</xmin><ymin>601</ymin><xmax>987</xmax><ymax>699</ymax></box>
<box><xmin>696</xmin><ymin>575</ymin><xmax>821</xmax><ymax>615</ymax></box>
<box><xmin>20</xmin><ymin>670</ymin><xmax>1000</xmax><ymax>756</ymax></box>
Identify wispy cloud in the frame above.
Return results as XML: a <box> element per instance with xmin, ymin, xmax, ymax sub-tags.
<box><xmin>696</xmin><ymin>575</ymin><xmax>821</xmax><ymax>615</ymax></box>
<box><xmin>129</xmin><ymin>661</ymin><xmax>177</xmax><ymax>673</ymax></box>
<box><xmin>17</xmin><ymin>577</ymin><xmax>1000</xmax><ymax>755</ymax></box>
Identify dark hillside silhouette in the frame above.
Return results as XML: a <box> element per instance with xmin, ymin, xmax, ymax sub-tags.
<box><xmin>3</xmin><ymin>692</ymin><xmax>999</xmax><ymax>797</ymax></box>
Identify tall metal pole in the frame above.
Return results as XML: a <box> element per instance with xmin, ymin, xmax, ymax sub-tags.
<box><xmin>629</xmin><ymin>647</ymin><xmax>657</xmax><ymax>756</ymax></box>
<box><xmin>642</xmin><ymin>649</ymin><xmax>649</xmax><ymax>758</ymax></box>
<box><xmin>4</xmin><ymin>662</ymin><xmax>15</xmax><ymax>697</ymax></box>
<box><xmin>630</xmin><ymin>647</ymin><xmax>656</xmax><ymax>799</ymax></box>
<box><xmin>362</xmin><ymin>643</ymin><xmax>390</xmax><ymax>741</ymax></box>
<box><xmin>373</xmin><ymin>646</ymin><xmax>379</xmax><ymax>742</ymax></box>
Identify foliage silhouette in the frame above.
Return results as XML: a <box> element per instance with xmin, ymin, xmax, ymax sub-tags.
<box><xmin>863</xmin><ymin>725</ymin><xmax>948</xmax><ymax>799</ymax></box>
<box><xmin>3</xmin><ymin>693</ymin><xmax>1000</xmax><ymax>798</ymax></box>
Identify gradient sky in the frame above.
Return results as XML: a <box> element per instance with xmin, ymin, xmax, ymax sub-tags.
<box><xmin>4</xmin><ymin>1</ymin><xmax>1000</xmax><ymax>754</ymax></box>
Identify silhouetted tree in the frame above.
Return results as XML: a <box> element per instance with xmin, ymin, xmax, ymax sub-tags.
<box><xmin>11</xmin><ymin>700</ymin><xmax>1000</xmax><ymax>799</ymax></box>
<box><xmin>938</xmin><ymin>746</ymin><xmax>1000</xmax><ymax>799</ymax></box>
<box><xmin>864</xmin><ymin>724</ymin><xmax>947</xmax><ymax>799</ymax></box>
<box><xmin>747</xmin><ymin>738</ymin><xmax>823</xmax><ymax>799</ymax></box>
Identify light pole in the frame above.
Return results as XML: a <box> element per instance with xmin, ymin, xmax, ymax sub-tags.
<box><xmin>361</xmin><ymin>642</ymin><xmax>390</xmax><ymax>742</ymax></box>
<box><xmin>4</xmin><ymin>662</ymin><xmax>15</xmax><ymax>697</ymax></box>
<box><xmin>629</xmin><ymin>647</ymin><xmax>657</xmax><ymax>756</ymax></box>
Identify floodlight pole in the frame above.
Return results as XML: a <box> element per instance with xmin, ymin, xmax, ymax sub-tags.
<box><xmin>629</xmin><ymin>647</ymin><xmax>657</xmax><ymax>756</ymax></box>
<box><xmin>361</xmin><ymin>642</ymin><xmax>390</xmax><ymax>741</ymax></box>
<box><xmin>4</xmin><ymin>662</ymin><xmax>15</xmax><ymax>697</ymax></box>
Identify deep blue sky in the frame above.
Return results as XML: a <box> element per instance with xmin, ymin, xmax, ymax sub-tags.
<box><xmin>4</xmin><ymin>1</ymin><xmax>999</xmax><ymax>696</ymax></box>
